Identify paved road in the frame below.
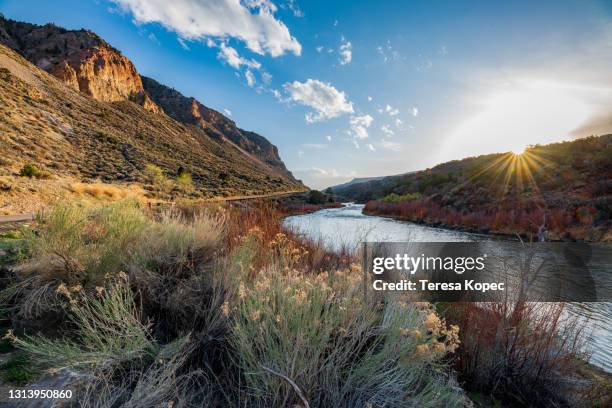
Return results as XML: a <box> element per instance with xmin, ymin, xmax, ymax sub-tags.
<box><xmin>0</xmin><ymin>213</ymin><xmax>34</xmax><ymax>223</ymax></box>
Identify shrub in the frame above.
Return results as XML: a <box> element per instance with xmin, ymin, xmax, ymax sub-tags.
<box><xmin>228</xmin><ymin>247</ymin><xmax>464</xmax><ymax>407</ymax></box>
<box><xmin>19</xmin><ymin>163</ymin><xmax>39</xmax><ymax>178</ymax></box>
<box><xmin>3</xmin><ymin>201</ymin><xmax>468</xmax><ymax>406</ymax></box>
<box><xmin>307</xmin><ymin>189</ymin><xmax>326</xmax><ymax>205</ymax></box>
<box><xmin>6</xmin><ymin>278</ymin><xmax>155</xmax><ymax>369</ymax></box>
<box><xmin>143</xmin><ymin>164</ymin><xmax>169</xmax><ymax>193</ymax></box>
<box><xmin>382</xmin><ymin>192</ymin><xmax>423</xmax><ymax>203</ymax></box>
<box><xmin>0</xmin><ymin>352</ymin><xmax>38</xmax><ymax>384</ymax></box>
<box><xmin>18</xmin><ymin>201</ymin><xmax>148</xmax><ymax>284</ymax></box>
<box><xmin>444</xmin><ymin>250</ymin><xmax>590</xmax><ymax>406</ymax></box>
<box><xmin>176</xmin><ymin>171</ymin><xmax>194</xmax><ymax>192</ymax></box>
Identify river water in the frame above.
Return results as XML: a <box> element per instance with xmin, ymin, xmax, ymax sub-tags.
<box><xmin>283</xmin><ymin>203</ymin><xmax>612</xmax><ymax>373</ymax></box>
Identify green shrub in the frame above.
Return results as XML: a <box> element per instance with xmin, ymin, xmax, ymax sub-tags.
<box><xmin>19</xmin><ymin>163</ymin><xmax>39</xmax><ymax>178</ymax></box>
<box><xmin>230</xmin><ymin>263</ymin><xmax>463</xmax><ymax>407</ymax></box>
<box><xmin>176</xmin><ymin>171</ymin><xmax>194</xmax><ymax>192</ymax></box>
<box><xmin>382</xmin><ymin>192</ymin><xmax>423</xmax><ymax>203</ymax></box>
<box><xmin>6</xmin><ymin>279</ymin><xmax>155</xmax><ymax>370</ymax></box>
<box><xmin>0</xmin><ymin>353</ymin><xmax>38</xmax><ymax>384</ymax></box>
<box><xmin>20</xmin><ymin>201</ymin><xmax>148</xmax><ymax>284</ymax></box>
<box><xmin>307</xmin><ymin>189</ymin><xmax>327</xmax><ymax>204</ymax></box>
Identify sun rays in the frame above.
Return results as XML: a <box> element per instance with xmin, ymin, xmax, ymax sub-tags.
<box><xmin>444</xmin><ymin>147</ymin><xmax>553</xmax><ymax>205</ymax></box>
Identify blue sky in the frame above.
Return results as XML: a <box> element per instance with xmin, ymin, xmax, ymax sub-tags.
<box><xmin>2</xmin><ymin>0</ymin><xmax>612</xmax><ymax>188</ymax></box>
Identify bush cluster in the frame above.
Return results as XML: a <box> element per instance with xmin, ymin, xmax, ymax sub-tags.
<box><xmin>0</xmin><ymin>201</ymin><xmax>466</xmax><ymax>407</ymax></box>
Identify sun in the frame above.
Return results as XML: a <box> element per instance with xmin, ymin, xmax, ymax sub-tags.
<box><xmin>510</xmin><ymin>144</ymin><xmax>527</xmax><ymax>155</ymax></box>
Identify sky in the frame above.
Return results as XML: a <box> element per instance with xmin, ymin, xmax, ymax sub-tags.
<box><xmin>1</xmin><ymin>0</ymin><xmax>612</xmax><ymax>189</ymax></box>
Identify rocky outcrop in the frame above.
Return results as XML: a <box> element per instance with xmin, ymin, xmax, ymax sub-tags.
<box><xmin>0</xmin><ymin>14</ymin><xmax>299</xmax><ymax>184</ymax></box>
<box><xmin>0</xmin><ymin>15</ymin><xmax>161</xmax><ymax>113</ymax></box>
<box><xmin>141</xmin><ymin>76</ymin><xmax>297</xmax><ymax>181</ymax></box>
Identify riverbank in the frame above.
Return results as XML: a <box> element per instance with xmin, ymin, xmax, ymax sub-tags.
<box><xmin>362</xmin><ymin>202</ymin><xmax>612</xmax><ymax>242</ymax></box>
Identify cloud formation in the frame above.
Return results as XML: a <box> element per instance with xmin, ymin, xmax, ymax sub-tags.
<box><xmin>283</xmin><ymin>79</ymin><xmax>354</xmax><ymax>123</ymax></box>
<box><xmin>350</xmin><ymin>114</ymin><xmax>374</xmax><ymax>139</ymax></box>
<box><xmin>381</xmin><ymin>124</ymin><xmax>394</xmax><ymax>136</ymax></box>
<box><xmin>217</xmin><ymin>43</ymin><xmax>261</xmax><ymax>69</ymax></box>
<box><xmin>339</xmin><ymin>37</ymin><xmax>352</xmax><ymax>65</ymax></box>
<box><xmin>385</xmin><ymin>104</ymin><xmax>399</xmax><ymax>116</ymax></box>
<box><xmin>111</xmin><ymin>0</ymin><xmax>301</xmax><ymax>57</ymax></box>
<box><xmin>245</xmin><ymin>69</ymin><xmax>256</xmax><ymax>87</ymax></box>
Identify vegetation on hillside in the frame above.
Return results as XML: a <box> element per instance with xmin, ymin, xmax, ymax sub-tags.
<box><xmin>336</xmin><ymin>135</ymin><xmax>612</xmax><ymax>240</ymax></box>
<box><xmin>0</xmin><ymin>45</ymin><xmax>302</xmax><ymax>207</ymax></box>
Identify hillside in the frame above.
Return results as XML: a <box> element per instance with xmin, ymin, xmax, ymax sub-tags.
<box><xmin>141</xmin><ymin>76</ymin><xmax>296</xmax><ymax>181</ymax></box>
<box><xmin>0</xmin><ymin>16</ymin><xmax>303</xmax><ymax>213</ymax></box>
<box><xmin>333</xmin><ymin>136</ymin><xmax>612</xmax><ymax>241</ymax></box>
<box><xmin>0</xmin><ymin>42</ymin><xmax>302</xmax><ymax>211</ymax></box>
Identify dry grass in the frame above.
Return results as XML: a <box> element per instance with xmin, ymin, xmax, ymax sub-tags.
<box><xmin>69</xmin><ymin>183</ymin><xmax>133</xmax><ymax>199</ymax></box>
<box><xmin>1</xmin><ymin>201</ymin><xmax>469</xmax><ymax>407</ymax></box>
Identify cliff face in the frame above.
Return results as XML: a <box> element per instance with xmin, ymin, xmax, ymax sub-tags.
<box><xmin>0</xmin><ymin>15</ymin><xmax>298</xmax><ymax>184</ymax></box>
<box><xmin>0</xmin><ymin>16</ymin><xmax>161</xmax><ymax>113</ymax></box>
<box><xmin>141</xmin><ymin>76</ymin><xmax>296</xmax><ymax>181</ymax></box>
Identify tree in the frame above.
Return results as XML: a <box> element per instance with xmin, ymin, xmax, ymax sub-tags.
<box><xmin>307</xmin><ymin>190</ymin><xmax>326</xmax><ymax>205</ymax></box>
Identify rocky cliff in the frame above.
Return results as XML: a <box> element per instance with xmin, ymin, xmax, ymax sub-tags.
<box><xmin>0</xmin><ymin>16</ymin><xmax>160</xmax><ymax>112</ymax></box>
<box><xmin>141</xmin><ymin>76</ymin><xmax>296</xmax><ymax>181</ymax></box>
<box><xmin>0</xmin><ymin>15</ymin><xmax>296</xmax><ymax>182</ymax></box>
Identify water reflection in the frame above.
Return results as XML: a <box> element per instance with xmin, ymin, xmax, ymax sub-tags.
<box><xmin>283</xmin><ymin>203</ymin><xmax>612</xmax><ymax>373</ymax></box>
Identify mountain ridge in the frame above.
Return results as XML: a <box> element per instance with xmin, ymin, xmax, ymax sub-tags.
<box><xmin>0</xmin><ymin>14</ymin><xmax>296</xmax><ymax>182</ymax></box>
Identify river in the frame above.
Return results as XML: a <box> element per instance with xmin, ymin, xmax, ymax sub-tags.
<box><xmin>283</xmin><ymin>203</ymin><xmax>612</xmax><ymax>373</ymax></box>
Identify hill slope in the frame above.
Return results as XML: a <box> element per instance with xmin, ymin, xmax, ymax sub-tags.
<box><xmin>141</xmin><ymin>76</ymin><xmax>296</xmax><ymax>181</ymax></box>
<box><xmin>334</xmin><ymin>136</ymin><xmax>612</xmax><ymax>240</ymax></box>
<box><xmin>0</xmin><ymin>15</ymin><xmax>297</xmax><ymax>184</ymax></box>
<box><xmin>0</xmin><ymin>43</ymin><xmax>301</xmax><ymax>206</ymax></box>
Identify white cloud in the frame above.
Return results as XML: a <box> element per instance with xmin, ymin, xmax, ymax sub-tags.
<box><xmin>245</xmin><ymin>69</ymin><xmax>256</xmax><ymax>87</ymax></box>
<box><xmin>367</xmin><ymin>96</ymin><xmax>373</xmax><ymax>102</ymax></box>
<box><xmin>271</xmin><ymin>89</ymin><xmax>284</xmax><ymax>101</ymax></box>
<box><xmin>412</xmin><ymin>107</ymin><xmax>419</xmax><ymax>116</ymax></box>
<box><xmin>352</xmin><ymin>140</ymin><xmax>360</xmax><ymax>149</ymax></box>
<box><xmin>380</xmin><ymin>139</ymin><xmax>402</xmax><ymax>151</ymax></box>
<box><xmin>395</xmin><ymin>118</ymin><xmax>403</xmax><ymax>127</ymax></box>
<box><xmin>367</xmin><ymin>143</ymin><xmax>376</xmax><ymax>152</ymax></box>
<box><xmin>350</xmin><ymin>114</ymin><xmax>374</xmax><ymax>139</ymax></box>
<box><xmin>283</xmin><ymin>79</ymin><xmax>354</xmax><ymax>123</ymax></box>
<box><xmin>111</xmin><ymin>0</ymin><xmax>301</xmax><ymax>57</ymax></box>
<box><xmin>217</xmin><ymin>43</ymin><xmax>261</xmax><ymax>69</ymax></box>
<box><xmin>333</xmin><ymin>20</ymin><xmax>339</xmax><ymax>27</ymax></box>
<box><xmin>281</xmin><ymin>0</ymin><xmax>304</xmax><ymax>17</ymax></box>
<box><xmin>302</xmin><ymin>143</ymin><xmax>327</xmax><ymax>149</ymax></box>
<box><xmin>339</xmin><ymin>37</ymin><xmax>352</xmax><ymax>65</ymax></box>
<box><xmin>326</xmin><ymin>135</ymin><xmax>332</xmax><ymax>142</ymax></box>
<box><xmin>298</xmin><ymin>149</ymin><xmax>304</xmax><ymax>157</ymax></box>
<box><xmin>385</xmin><ymin>104</ymin><xmax>399</xmax><ymax>116</ymax></box>
<box><xmin>261</xmin><ymin>71</ymin><xmax>273</xmax><ymax>85</ymax></box>
<box><xmin>224</xmin><ymin>108</ymin><xmax>232</xmax><ymax>116</ymax></box>
<box><xmin>315</xmin><ymin>45</ymin><xmax>324</xmax><ymax>53</ymax></box>
<box><xmin>177</xmin><ymin>37</ymin><xmax>190</xmax><ymax>50</ymax></box>
<box><xmin>381</xmin><ymin>124</ymin><xmax>394</xmax><ymax>136</ymax></box>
